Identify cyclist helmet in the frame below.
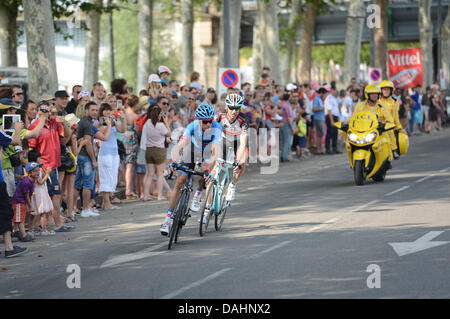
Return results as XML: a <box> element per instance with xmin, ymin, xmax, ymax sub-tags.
<box><xmin>225</xmin><ymin>93</ymin><xmax>244</xmax><ymax>108</ymax></box>
<box><xmin>195</xmin><ymin>103</ymin><xmax>216</xmax><ymax>119</ymax></box>
<box><xmin>364</xmin><ymin>84</ymin><xmax>381</xmax><ymax>101</ymax></box>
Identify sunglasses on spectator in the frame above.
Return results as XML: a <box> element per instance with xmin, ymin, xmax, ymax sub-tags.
<box><xmin>161</xmin><ymin>102</ymin><xmax>169</xmax><ymax>106</ymax></box>
<box><xmin>13</xmin><ymin>92</ymin><xmax>24</xmax><ymax>96</ymax></box>
<box><xmin>202</xmin><ymin>119</ymin><xmax>213</xmax><ymax>124</ymax></box>
<box><xmin>189</xmin><ymin>98</ymin><xmax>195</xmax><ymax>101</ymax></box>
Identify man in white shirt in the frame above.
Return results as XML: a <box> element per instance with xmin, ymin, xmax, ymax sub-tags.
<box><xmin>324</xmin><ymin>86</ymin><xmax>342</xmax><ymax>154</ymax></box>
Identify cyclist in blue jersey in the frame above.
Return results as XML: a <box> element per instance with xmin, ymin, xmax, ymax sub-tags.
<box><xmin>160</xmin><ymin>104</ymin><xmax>222</xmax><ymax>236</ymax></box>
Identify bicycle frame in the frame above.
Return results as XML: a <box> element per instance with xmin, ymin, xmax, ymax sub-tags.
<box><xmin>208</xmin><ymin>158</ymin><xmax>235</xmax><ymax>214</ymax></box>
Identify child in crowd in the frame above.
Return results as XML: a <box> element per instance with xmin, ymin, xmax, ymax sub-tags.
<box><xmin>28</xmin><ymin>149</ymin><xmax>55</xmax><ymax>236</ymax></box>
<box><xmin>13</xmin><ymin>146</ymin><xmax>26</xmax><ymax>186</ymax></box>
<box><xmin>12</xmin><ymin>162</ymin><xmax>41</xmax><ymax>242</ymax></box>
<box><xmin>296</xmin><ymin>112</ymin><xmax>308</xmax><ymax>158</ymax></box>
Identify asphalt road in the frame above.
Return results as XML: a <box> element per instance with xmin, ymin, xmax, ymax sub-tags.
<box><xmin>1</xmin><ymin>129</ymin><xmax>450</xmax><ymax>299</ymax></box>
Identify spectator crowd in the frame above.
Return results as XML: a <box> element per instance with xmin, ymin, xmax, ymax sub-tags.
<box><xmin>0</xmin><ymin>65</ymin><xmax>449</xmax><ymax>257</ymax></box>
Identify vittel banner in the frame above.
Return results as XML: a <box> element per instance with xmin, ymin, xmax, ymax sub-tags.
<box><xmin>387</xmin><ymin>48</ymin><xmax>423</xmax><ymax>88</ymax></box>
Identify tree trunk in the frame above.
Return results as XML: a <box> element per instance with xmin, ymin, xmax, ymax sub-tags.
<box><xmin>218</xmin><ymin>0</ymin><xmax>242</xmax><ymax>68</ymax></box>
<box><xmin>281</xmin><ymin>0</ymin><xmax>301</xmax><ymax>84</ymax></box>
<box><xmin>418</xmin><ymin>0</ymin><xmax>433</xmax><ymax>88</ymax></box>
<box><xmin>297</xmin><ymin>1</ymin><xmax>316</xmax><ymax>84</ymax></box>
<box><xmin>23</xmin><ymin>0</ymin><xmax>58</xmax><ymax>101</ymax></box>
<box><xmin>258</xmin><ymin>0</ymin><xmax>282</xmax><ymax>84</ymax></box>
<box><xmin>374</xmin><ymin>0</ymin><xmax>388</xmax><ymax>79</ymax></box>
<box><xmin>343</xmin><ymin>0</ymin><xmax>365</xmax><ymax>86</ymax></box>
<box><xmin>181</xmin><ymin>0</ymin><xmax>194</xmax><ymax>84</ymax></box>
<box><xmin>0</xmin><ymin>6</ymin><xmax>18</xmax><ymax>67</ymax></box>
<box><xmin>137</xmin><ymin>0</ymin><xmax>153</xmax><ymax>92</ymax></box>
<box><xmin>442</xmin><ymin>4</ymin><xmax>450</xmax><ymax>89</ymax></box>
<box><xmin>83</xmin><ymin>0</ymin><xmax>102</xmax><ymax>91</ymax></box>
<box><xmin>252</xmin><ymin>12</ymin><xmax>263</xmax><ymax>85</ymax></box>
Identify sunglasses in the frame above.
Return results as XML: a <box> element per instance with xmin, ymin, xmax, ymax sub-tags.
<box><xmin>161</xmin><ymin>102</ymin><xmax>169</xmax><ymax>106</ymax></box>
<box><xmin>14</xmin><ymin>92</ymin><xmax>24</xmax><ymax>96</ymax></box>
<box><xmin>202</xmin><ymin>119</ymin><xmax>213</xmax><ymax>124</ymax></box>
<box><xmin>228</xmin><ymin>106</ymin><xmax>241</xmax><ymax>111</ymax></box>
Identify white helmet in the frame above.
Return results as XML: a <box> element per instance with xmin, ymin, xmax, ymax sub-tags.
<box><xmin>225</xmin><ymin>93</ymin><xmax>243</xmax><ymax>108</ymax></box>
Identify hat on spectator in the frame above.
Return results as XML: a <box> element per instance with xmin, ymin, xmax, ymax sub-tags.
<box><xmin>138</xmin><ymin>95</ymin><xmax>150</xmax><ymax>111</ymax></box>
<box><xmin>286</xmin><ymin>83</ymin><xmax>297</xmax><ymax>91</ymax></box>
<box><xmin>310</xmin><ymin>80</ymin><xmax>320</xmax><ymax>91</ymax></box>
<box><xmin>0</xmin><ymin>98</ymin><xmax>20</xmax><ymax>110</ymax></box>
<box><xmin>64</xmin><ymin>113</ymin><xmax>80</xmax><ymax>125</ymax></box>
<box><xmin>323</xmin><ymin>84</ymin><xmax>331</xmax><ymax>92</ymax></box>
<box><xmin>26</xmin><ymin>162</ymin><xmax>43</xmax><ymax>173</ymax></box>
<box><xmin>55</xmin><ymin>90</ymin><xmax>70</xmax><ymax>98</ymax></box>
<box><xmin>171</xmin><ymin>90</ymin><xmax>178</xmax><ymax>97</ymax></box>
<box><xmin>14</xmin><ymin>145</ymin><xmax>23</xmax><ymax>153</ymax></box>
<box><xmin>78</xmin><ymin>91</ymin><xmax>90</xmax><ymax>100</ymax></box>
<box><xmin>40</xmin><ymin>94</ymin><xmax>55</xmax><ymax>102</ymax></box>
<box><xmin>148</xmin><ymin>74</ymin><xmax>161</xmax><ymax>83</ymax></box>
<box><xmin>158</xmin><ymin>66</ymin><xmax>172</xmax><ymax>74</ymax></box>
<box><xmin>273</xmin><ymin>114</ymin><xmax>283</xmax><ymax>121</ymax></box>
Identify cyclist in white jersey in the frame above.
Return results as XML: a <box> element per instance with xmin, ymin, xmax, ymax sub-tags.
<box><xmin>216</xmin><ymin>93</ymin><xmax>249</xmax><ymax>201</ymax></box>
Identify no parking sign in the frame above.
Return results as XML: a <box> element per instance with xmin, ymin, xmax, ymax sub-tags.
<box><xmin>218</xmin><ymin>68</ymin><xmax>241</xmax><ymax>98</ymax></box>
<box><xmin>368</xmin><ymin>67</ymin><xmax>382</xmax><ymax>85</ymax></box>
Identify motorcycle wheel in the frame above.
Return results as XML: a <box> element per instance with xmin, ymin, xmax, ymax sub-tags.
<box><xmin>354</xmin><ymin>160</ymin><xmax>366</xmax><ymax>186</ymax></box>
<box><xmin>372</xmin><ymin>164</ymin><xmax>387</xmax><ymax>182</ymax></box>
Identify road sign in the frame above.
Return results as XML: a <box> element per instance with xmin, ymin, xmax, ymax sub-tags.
<box><xmin>368</xmin><ymin>67</ymin><xmax>382</xmax><ymax>85</ymax></box>
<box><xmin>218</xmin><ymin>68</ymin><xmax>241</xmax><ymax>99</ymax></box>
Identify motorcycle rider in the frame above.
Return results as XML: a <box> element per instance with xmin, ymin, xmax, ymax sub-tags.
<box><xmin>352</xmin><ymin>85</ymin><xmax>394</xmax><ymax>161</ymax></box>
<box><xmin>378</xmin><ymin>80</ymin><xmax>406</xmax><ymax>159</ymax></box>
<box><xmin>352</xmin><ymin>84</ymin><xmax>392</xmax><ymax>124</ymax></box>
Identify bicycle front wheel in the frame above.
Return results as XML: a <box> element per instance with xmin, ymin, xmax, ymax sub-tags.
<box><xmin>199</xmin><ymin>181</ymin><xmax>215</xmax><ymax>237</ymax></box>
<box><xmin>168</xmin><ymin>189</ymin><xmax>187</xmax><ymax>250</ymax></box>
<box><xmin>215</xmin><ymin>173</ymin><xmax>230</xmax><ymax>231</ymax></box>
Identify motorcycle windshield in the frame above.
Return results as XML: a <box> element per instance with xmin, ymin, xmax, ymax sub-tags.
<box><xmin>349</xmin><ymin>112</ymin><xmax>378</xmax><ymax>132</ymax></box>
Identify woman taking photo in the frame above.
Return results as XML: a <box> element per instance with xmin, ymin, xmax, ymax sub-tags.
<box><xmin>97</xmin><ymin>103</ymin><xmax>127</xmax><ymax>209</ymax></box>
<box><xmin>142</xmin><ymin>106</ymin><xmax>171</xmax><ymax>201</ymax></box>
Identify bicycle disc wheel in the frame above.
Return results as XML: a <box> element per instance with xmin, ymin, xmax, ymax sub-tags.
<box><xmin>168</xmin><ymin>190</ymin><xmax>186</xmax><ymax>249</ymax></box>
<box><xmin>199</xmin><ymin>181</ymin><xmax>215</xmax><ymax>237</ymax></box>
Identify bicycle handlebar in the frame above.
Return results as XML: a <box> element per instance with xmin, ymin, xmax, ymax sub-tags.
<box><xmin>169</xmin><ymin>162</ymin><xmax>204</xmax><ymax>177</ymax></box>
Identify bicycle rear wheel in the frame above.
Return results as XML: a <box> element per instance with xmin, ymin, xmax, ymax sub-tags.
<box><xmin>199</xmin><ymin>181</ymin><xmax>215</xmax><ymax>237</ymax></box>
<box><xmin>168</xmin><ymin>189</ymin><xmax>187</xmax><ymax>250</ymax></box>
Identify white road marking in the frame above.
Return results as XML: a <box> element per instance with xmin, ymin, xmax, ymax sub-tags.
<box><xmin>248</xmin><ymin>241</ymin><xmax>292</xmax><ymax>259</ymax></box>
<box><xmin>416</xmin><ymin>174</ymin><xmax>436</xmax><ymax>183</ymax></box>
<box><xmin>389</xmin><ymin>231</ymin><xmax>450</xmax><ymax>257</ymax></box>
<box><xmin>160</xmin><ymin>268</ymin><xmax>232</xmax><ymax>299</ymax></box>
<box><xmin>100</xmin><ymin>242</ymin><xmax>168</xmax><ymax>268</ymax></box>
<box><xmin>351</xmin><ymin>200</ymin><xmax>380</xmax><ymax>212</ymax></box>
<box><xmin>306</xmin><ymin>218</ymin><xmax>339</xmax><ymax>233</ymax></box>
<box><xmin>385</xmin><ymin>185</ymin><xmax>410</xmax><ymax>197</ymax></box>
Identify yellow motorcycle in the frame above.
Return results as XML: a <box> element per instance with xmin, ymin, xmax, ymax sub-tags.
<box><xmin>335</xmin><ymin>111</ymin><xmax>396</xmax><ymax>186</ymax></box>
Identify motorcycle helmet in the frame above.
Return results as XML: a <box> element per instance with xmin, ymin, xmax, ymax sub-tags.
<box><xmin>364</xmin><ymin>84</ymin><xmax>381</xmax><ymax>101</ymax></box>
<box><xmin>379</xmin><ymin>80</ymin><xmax>394</xmax><ymax>97</ymax></box>
<box><xmin>398</xmin><ymin>131</ymin><xmax>409</xmax><ymax>155</ymax></box>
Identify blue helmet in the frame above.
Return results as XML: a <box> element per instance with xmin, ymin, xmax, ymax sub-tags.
<box><xmin>195</xmin><ymin>104</ymin><xmax>216</xmax><ymax>120</ymax></box>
